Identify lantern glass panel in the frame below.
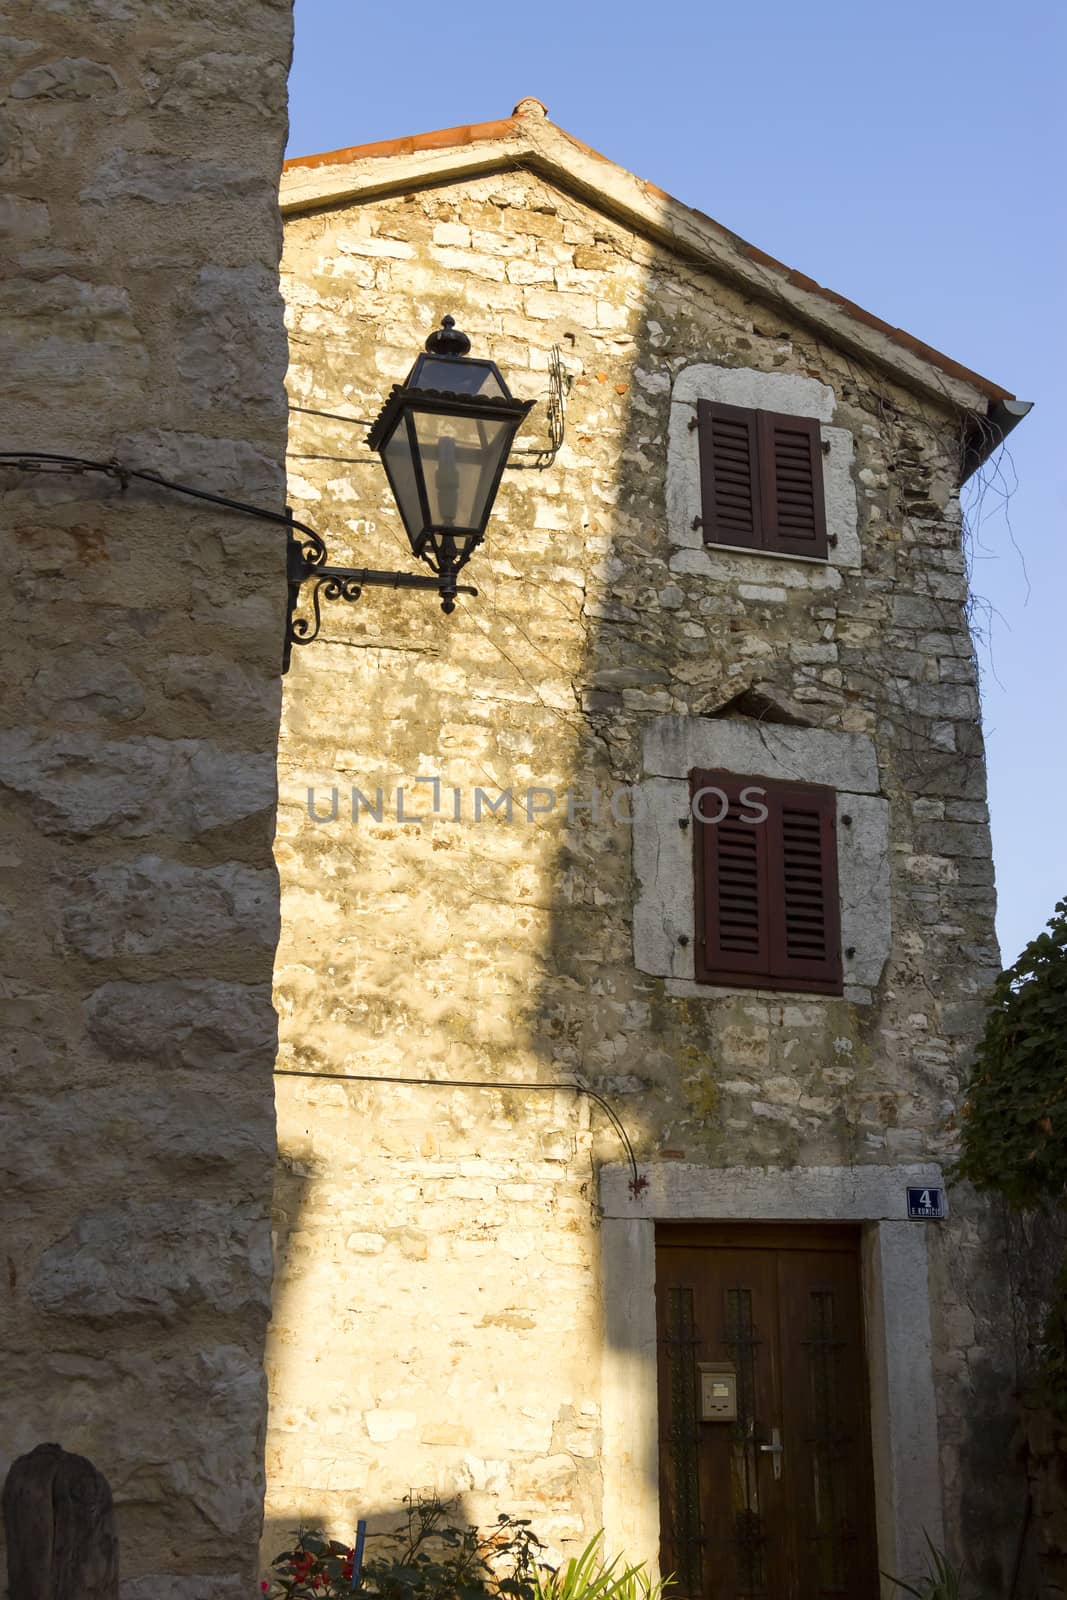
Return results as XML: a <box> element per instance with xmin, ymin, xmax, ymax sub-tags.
<box><xmin>411</xmin><ymin>408</ymin><xmax>513</xmax><ymax>532</ymax></box>
<box><xmin>381</xmin><ymin>417</ymin><xmax>425</xmax><ymax>543</ymax></box>
<box><xmin>411</xmin><ymin>355</ymin><xmax>508</xmax><ymax>400</ymax></box>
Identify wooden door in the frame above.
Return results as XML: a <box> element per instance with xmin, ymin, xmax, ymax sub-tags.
<box><xmin>656</xmin><ymin>1224</ymin><xmax>879</xmax><ymax>1600</ymax></box>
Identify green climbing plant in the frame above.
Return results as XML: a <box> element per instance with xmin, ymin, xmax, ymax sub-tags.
<box><xmin>957</xmin><ymin>897</ymin><xmax>1067</xmax><ymax>1209</ymax></box>
<box><xmin>956</xmin><ymin>895</ymin><xmax>1067</xmax><ymax>1409</ymax></box>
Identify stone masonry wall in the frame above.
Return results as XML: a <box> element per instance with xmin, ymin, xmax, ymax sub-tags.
<box><xmin>1</xmin><ymin>3</ymin><xmax>293</xmax><ymax>1595</ymax></box>
<box><xmin>272</xmin><ymin>169</ymin><xmax>1020</xmax><ymax>1585</ymax></box>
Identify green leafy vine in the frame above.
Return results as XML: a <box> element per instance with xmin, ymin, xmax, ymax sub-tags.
<box><xmin>956</xmin><ymin>896</ymin><xmax>1067</xmax><ymax>1410</ymax></box>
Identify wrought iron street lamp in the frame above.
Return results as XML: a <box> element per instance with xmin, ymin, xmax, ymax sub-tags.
<box><xmin>369</xmin><ymin>316</ymin><xmax>535</xmax><ymax>603</ymax></box>
<box><xmin>285</xmin><ymin>316</ymin><xmax>534</xmax><ymax>669</ymax></box>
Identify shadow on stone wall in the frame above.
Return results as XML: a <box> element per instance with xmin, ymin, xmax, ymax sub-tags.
<box><xmin>261</xmin><ymin>1489</ymin><xmax>543</xmax><ymax>1592</ymax></box>
<box><xmin>999</xmin><ymin>1209</ymin><xmax>1067</xmax><ymax>1598</ymax></box>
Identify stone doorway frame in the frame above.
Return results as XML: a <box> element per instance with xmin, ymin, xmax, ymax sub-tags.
<box><xmin>599</xmin><ymin>1162</ymin><xmax>945</xmax><ymax>1595</ymax></box>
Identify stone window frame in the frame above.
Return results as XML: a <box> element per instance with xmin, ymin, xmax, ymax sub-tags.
<box><xmin>633</xmin><ymin>717</ymin><xmax>891</xmax><ymax>1005</ymax></box>
<box><xmin>598</xmin><ymin>1161</ymin><xmax>946</xmax><ymax>1591</ymax></box>
<box><xmin>666</xmin><ymin>365</ymin><xmax>861</xmax><ymax>580</ymax></box>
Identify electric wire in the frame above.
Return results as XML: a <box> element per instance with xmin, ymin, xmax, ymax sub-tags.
<box><xmin>273</xmin><ymin>1066</ymin><xmax>640</xmax><ymax>1189</ymax></box>
<box><xmin>1</xmin><ymin>449</ymin><xmax>324</xmax><ymax>550</ymax></box>
<box><xmin>286</xmin><ymin>453</ymin><xmax>379</xmax><ymax>465</ymax></box>
<box><xmin>288</xmin><ymin>404</ymin><xmax>375</xmax><ymax>428</ymax></box>
<box><xmin>285</xmin><ymin>405</ymin><xmax>551</xmax><ymax>457</ymax></box>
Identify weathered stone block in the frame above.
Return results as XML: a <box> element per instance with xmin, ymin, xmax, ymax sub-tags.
<box><xmin>30</xmin><ymin>651</ymin><xmax>145</xmax><ymax>724</ymax></box>
<box><xmin>0</xmin><ymin>275</ymin><xmax>147</xmax><ymax>389</ymax></box>
<box><xmin>3</xmin><ymin>1085</ymin><xmax>274</xmax><ymax>1193</ymax></box>
<box><xmin>61</xmin><ymin>857</ymin><xmax>278</xmax><ymax>960</ymax></box>
<box><xmin>85</xmin><ymin>978</ymin><xmax>276</xmax><ymax>1068</ymax></box>
<box><xmin>0</xmin><ymin>732</ymin><xmax>276</xmax><ymax>839</ymax></box>
<box><xmin>176</xmin><ymin>266</ymin><xmax>289</xmax><ymax>411</ymax></box>
<box><xmin>81</xmin><ymin>151</ymin><xmax>262</xmax><ymax>205</ymax></box>
<box><xmin>10</xmin><ymin>56</ymin><xmax>120</xmax><ymax>102</ymax></box>
<box><xmin>152</xmin><ymin>51</ymin><xmax>287</xmax><ymax>120</ymax></box>
<box><xmin>0</xmin><ymin>194</ymin><xmax>50</xmax><ymax>242</ymax></box>
<box><xmin>29</xmin><ymin>1202</ymin><xmax>272</xmax><ymax>1322</ymax></box>
<box><xmin>118</xmin><ymin>429</ymin><xmax>285</xmax><ymax>498</ymax></box>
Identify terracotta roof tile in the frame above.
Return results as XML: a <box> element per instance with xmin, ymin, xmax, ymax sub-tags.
<box><xmin>283</xmin><ymin>115</ymin><xmax>524</xmax><ymax>173</ymax></box>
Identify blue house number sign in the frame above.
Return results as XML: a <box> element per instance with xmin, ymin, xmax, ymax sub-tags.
<box><xmin>906</xmin><ymin>1186</ymin><xmax>946</xmax><ymax>1220</ymax></box>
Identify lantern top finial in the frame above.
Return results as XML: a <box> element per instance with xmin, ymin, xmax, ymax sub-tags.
<box><xmin>424</xmin><ymin>315</ymin><xmax>471</xmax><ymax>358</ymax></box>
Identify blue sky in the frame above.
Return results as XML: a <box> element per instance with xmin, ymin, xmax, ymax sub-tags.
<box><xmin>286</xmin><ymin>0</ymin><xmax>1065</xmax><ymax>966</ymax></box>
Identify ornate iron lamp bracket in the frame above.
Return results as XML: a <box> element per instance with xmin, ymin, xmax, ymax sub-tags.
<box><xmin>283</xmin><ymin>515</ymin><xmax>477</xmax><ymax>673</ymax></box>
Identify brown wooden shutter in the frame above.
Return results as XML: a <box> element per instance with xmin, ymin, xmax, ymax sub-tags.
<box><xmin>757</xmin><ymin>410</ymin><xmax>828</xmax><ymax>559</ymax></box>
<box><xmin>692</xmin><ymin>770</ymin><xmax>771</xmax><ymax>982</ymax></box>
<box><xmin>692</xmin><ymin>772</ymin><xmax>842</xmax><ymax>994</ymax></box>
<box><xmin>696</xmin><ymin>400</ymin><xmax>762</xmax><ymax>550</ymax></box>
<box><xmin>767</xmin><ymin>781</ymin><xmax>842</xmax><ymax>991</ymax></box>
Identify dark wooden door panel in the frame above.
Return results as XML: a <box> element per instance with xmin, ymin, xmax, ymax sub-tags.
<box><xmin>776</xmin><ymin>1249</ymin><xmax>879</xmax><ymax>1599</ymax></box>
<box><xmin>657</xmin><ymin>1245</ymin><xmax>781</xmax><ymax>1599</ymax></box>
<box><xmin>656</xmin><ymin>1227</ymin><xmax>879</xmax><ymax>1600</ymax></box>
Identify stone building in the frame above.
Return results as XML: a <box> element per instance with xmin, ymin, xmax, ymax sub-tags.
<box><xmin>272</xmin><ymin>101</ymin><xmax>1032</xmax><ymax>1596</ymax></box>
<box><xmin>2</xmin><ymin>4</ymin><xmax>292</xmax><ymax>1595</ymax></box>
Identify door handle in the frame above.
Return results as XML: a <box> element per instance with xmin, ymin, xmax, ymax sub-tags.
<box><xmin>758</xmin><ymin>1426</ymin><xmax>783</xmax><ymax>1480</ymax></box>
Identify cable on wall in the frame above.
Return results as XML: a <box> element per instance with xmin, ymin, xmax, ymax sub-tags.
<box><xmin>1</xmin><ymin>449</ymin><xmax>328</xmax><ymax>559</ymax></box>
<box><xmin>273</xmin><ymin>1066</ymin><xmax>643</xmax><ymax>1193</ymax></box>
<box><xmin>286</xmin><ymin>341</ymin><xmax>571</xmax><ymax>471</ymax></box>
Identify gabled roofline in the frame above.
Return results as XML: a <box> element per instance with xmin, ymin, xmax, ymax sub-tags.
<box><xmin>282</xmin><ymin>100</ymin><xmax>1029</xmax><ymax>469</ymax></box>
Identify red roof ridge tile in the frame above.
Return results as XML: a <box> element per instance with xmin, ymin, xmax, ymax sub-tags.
<box><xmin>282</xmin><ymin>114</ymin><xmax>525</xmax><ymax>173</ymax></box>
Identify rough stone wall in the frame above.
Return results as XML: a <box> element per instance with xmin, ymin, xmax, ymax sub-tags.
<box><xmin>1</xmin><ymin>3</ymin><xmax>293</xmax><ymax>1594</ymax></box>
<box><xmin>272</xmin><ymin>171</ymin><xmax>1018</xmax><ymax>1580</ymax></box>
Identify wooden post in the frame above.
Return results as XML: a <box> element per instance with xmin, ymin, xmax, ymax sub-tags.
<box><xmin>2</xmin><ymin>1443</ymin><xmax>118</xmax><ymax>1600</ymax></box>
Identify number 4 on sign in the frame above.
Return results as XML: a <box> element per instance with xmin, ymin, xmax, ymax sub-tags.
<box><xmin>906</xmin><ymin>1186</ymin><xmax>946</xmax><ymax>1219</ymax></box>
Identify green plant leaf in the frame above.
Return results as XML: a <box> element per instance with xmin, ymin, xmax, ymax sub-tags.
<box><xmin>880</xmin><ymin>1574</ymin><xmax>925</xmax><ymax>1600</ymax></box>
